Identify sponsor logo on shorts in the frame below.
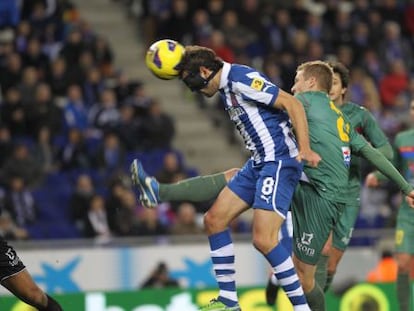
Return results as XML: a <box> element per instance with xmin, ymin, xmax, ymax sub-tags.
<box><xmin>260</xmin><ymin>194</ymin><xmax>271</xmax><ymax>204</ymax></box>
<box><xmin>296</xmin><ymin>233</ymin><xmax>315</xmax><ymax>257</ymax></box>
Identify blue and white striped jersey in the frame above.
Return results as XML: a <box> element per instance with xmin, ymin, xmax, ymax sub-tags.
<box><xmin>218</xmin><ymin>62</ymin><xmax>299</xmax><ymax>165</ymax></box>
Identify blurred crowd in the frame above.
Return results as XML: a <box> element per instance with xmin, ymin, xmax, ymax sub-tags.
<box><xmin>0</xmin><ymin>0</ymin><xmax>204</xmax><ymax>242</ymax></box>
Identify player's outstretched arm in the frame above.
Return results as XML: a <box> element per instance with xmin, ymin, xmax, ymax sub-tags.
<box><xmin>359</xmin><ymin>144</ymin><xmax>414</xmax><ymax>204</ymax></box>
<box><xmin>274</xmin><ymin>89</ymin><xmax>321</xmax><ymax>167</ymax></box>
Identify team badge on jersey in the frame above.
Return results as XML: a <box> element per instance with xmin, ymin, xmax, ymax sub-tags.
<box><xmin>341</xmin><ymin>146</ymin><xmax>351</xmax><ymax>167</ymax></box>
<box><xmin>250</xmin><ymin>78</ymin><xmax>264</xmax><ymax>91</ymax></box>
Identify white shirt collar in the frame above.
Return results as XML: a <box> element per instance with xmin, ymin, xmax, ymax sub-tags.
<box><xmin>219</xmin><ymin>62</ymin><xmax>231</xmax><ymax>90</ymax></box>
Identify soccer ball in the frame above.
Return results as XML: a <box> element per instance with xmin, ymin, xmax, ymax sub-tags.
<box><xmin>145</xmin><ymin>39</ymin><xmax>185</xmax><ymax>80</ymax></box>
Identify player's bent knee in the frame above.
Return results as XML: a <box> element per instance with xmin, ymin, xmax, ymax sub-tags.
<box><xmin>204</xmin><ymin>211</ymin><xmax>226</xmax><ymax>234</ymax></box>
<box><xmin>252</xmin><ymin>235</ymin><xmax>276</xmax><ymax>255</ymax></box>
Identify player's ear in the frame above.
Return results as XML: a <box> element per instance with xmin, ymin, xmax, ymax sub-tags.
<box><xmin>342</xmin><ymin>87</ymin><xmax>347</xmax><ymax>96</ymax></box>
<box><xmin>199</xmin><ymin>66</ymin><xmax>210</xmax><ymax>78</ymax></box>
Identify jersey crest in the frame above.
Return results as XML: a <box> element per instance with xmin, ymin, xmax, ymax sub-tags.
<box><xmin>341</xmin><ymin>146</ymin><xmax>351</xmax><ymax>167</ymax></box>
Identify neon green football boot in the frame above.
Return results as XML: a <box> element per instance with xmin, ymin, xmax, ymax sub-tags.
<box><xmin>198</xmin><ymin>298</ymin><xmax>241</xmax><ymax>311</ymax></box>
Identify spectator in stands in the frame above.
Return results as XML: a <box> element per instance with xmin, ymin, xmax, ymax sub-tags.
<box><xmin>140</xmin><ymin>261</ymin><xmax>180</xmax><ymax>289</ymax></box>
<box><xmin>138</xmin><ymin>99</ymin><xmax>175</xmax><ymax>150</ymax></box>
<box><xmin>0</xmin><ymin>126</ymin><xmax>13</xmax><ymax>168</ymax></box>
<box><xmin>0</xmin><ymin>143</ymin><xmax>43</xmax><ymax>188</ymax></box>
<box><xmin>359</xmin><ymin>49</ymin><xmax>384</xmax><ymax>85</ymax></box>
<box><xmin>17</xmin><ymin>66</ymin><xmax>39</xmax><ymax>106</ymax></box>
<box><xmin>208</xmin><ymin>29</ymin><xmax>235</xmax><ymax>63</ymax></box>
<box><xmin>32</xmin><ymin>126</ymin><xmax>56</xmax><ymax>174</ymax></box>
<box><xmin>69</xmin><ymin>174</ymin><xmax>95</xmax><ymax>233</ymax></box>
<box><xmin>0</xmin><ymin>87</ymin><xmax>27</xmax><ymax>138</ymax></box>
<box><xmin>348</xmin><ymin>67</ymin><xmax>381</xmax><ymax>114</ymax></box>
<box><xmin>111</xmin><ymin>189</ymin><xmax>139</xmax><ymax>236</ymax></box>
<box><xmin>0</xmin><ymin>211</ymin><xmax>29</xmax><ymax>240</ymax></box>
<box><xmin>59</xmin><ymin>28</ymin><xmax>86</xmax><ymax>67</ymax></box>
<box><xmin>82</xmin><ymin>67</ymin><xmax>105</xmax><ymax>108</ymax></box>
<box><xmin>91</xmin><ymin>35</ymin><xmax>113</xmax><ymax>77</ymax></box>
<box><xmin>113</xmin><ymin>71</ymin><xmax>140</xmax><ymax>104</ymax></box>
<box><xmin>15</xmin><ymin>21</ymin><xmax>31</xmax><ymax>53</ymax></box>
<box><xmin>0</xmin><ymin>52</ymin><xmax>23</xmax><ymax>94</ymax></box>
<box><xmin>379</xmin><ymin>21</ymin><xmax>412</xmax><ymax>69</ymax></box>
<box><xmin>0</xmin><ymin>0</ymin><xmax>20</xmax><ymax>30</ymax></box>
<box><xmin>88</xmin><ymin>88</ymin><xmax>120</xmax><ymax>133</ymax></box>
<box><xmin>4</xmin><ymin>176</ymin><xmax>37</xmax><ymax>227</ymax></box>
<box><xmin>116</xmin><ymin>102</ymin><xmax>141</xmax><ymax>151</ymax></box>
<box><xmin>62</xmin><ymin>84</ymin><xmax>89</xmax><ymax>132</ymax></box>
<box><xmin>155</xmin><ymin>151</ymin><xmax>188</xmax><ymax>184</ymax></box>
<box><xmin>56</xmin><ymin>127</ymin><xmax>90</xmax><ymax>170</ymax></box>
<box><xmin>21</xmin><ymin>37</ymin><xmax>49</xmax><ymax>76</ymax></box>
<box><xmin>134</xmin><ymin>207</ymin><xmax>168</xmax><ymax>236</ymax></box>
<box><xmin>379</xmin><ymin>59</ymin><xmax>409</xmax><ymax>109</ymax></box>
<box><xmin>93</xmin><ymin>131</ymin><xmax>126</xmax><ymax>175</ymax></box>
<box><xmin>84</xmin><ymin>194</ymin><xmax>112</xmax><ymax>243</ymax></box>
<box><xmin>25</xmin><ymin>83</ymin><xmax>63</xmax><ymax>138</ymax></box>
<box><xmin>366</xmin><ymin>250</ymin><xmax>398</xmax><ymax>283</ymax></box>
<box><xmin>159</xmin><ymin>0</ymin><xmax>192</xmax><ymax>44</ymax></box>
<box><xmin>46</xmin><ymin>57</ymin><xmax>72</xmax><ymax>99</ymax></box>
<box><xmin>266</xmin><ymin>8</ymin><xmax>296</xmax><ymax>54</ymax></box>
<box><xmin>221</xmin><ymin>10</ymin><xmax>256</xmax><ymax>59</ymax></box>
<box><xmin>191</xmin><ymin>9</ymin><xmax>213</xmax><ymax>47</ymax></box>
<box><xmin>105</xmin><ymin>177</ymin><xmax>129</xmax><ymax>234</ymax></box>
<box><xmin>170</xmin><ymin>202</ymin><xmax>203</xmax><ymax>235</ymax></box>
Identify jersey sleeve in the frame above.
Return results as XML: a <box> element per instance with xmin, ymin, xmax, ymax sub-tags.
<box><xmin>349</xmin><ymin>124</ymin><xmax>369</xmax><ymax>153</ymax></box>
<box><xmin>232</xmin><ymin>70</ymin><xmax>280</xmax><ymax>106</ymax></box>
<box><xmin>361</xmin><ymin>108</ymin><xmax>389</xmax><ymax>148</ymax></box>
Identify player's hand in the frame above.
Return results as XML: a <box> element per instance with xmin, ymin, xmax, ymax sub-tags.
<box><xmin>298</xmin><ymin>149</ymin><xmax>321</xmax><ymax>167</ymax></box>
<box><xmin>365</xmin><ymin>173</ymin><xmax>379</xmax><ymax>187</ymax></box>
<box><xmin>406</xmin><ymin>190</ymin><xmax>414</xmax><ymax>208</ymax></box>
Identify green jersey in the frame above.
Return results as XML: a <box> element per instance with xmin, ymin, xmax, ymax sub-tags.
<box><xmin>296</xmin><ymin>92</ymin><xmax>367</xmax><ymax>203</ymax></box>
<box><xmin>395</xmin><ymin>129</ymin><xmax>414</xmax><ymax>208</ymax></box>
<box><xmin>340</xmin><ymin>102</ymin><xmax>389</xmax><ymax>198</ymax></box>
<box><xmin>393</xmin><ymin>128</ymin><xmax>414</xmax><ymax>253</ymax></box>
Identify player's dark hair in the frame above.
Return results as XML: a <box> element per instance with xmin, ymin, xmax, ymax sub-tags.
<box><xmin>177</xmin><ymin>46</ymin><xmax>223</xmax><ymax>76</ymax></box>
<box><xmin>297</xmin><ymin>60</ymin><xmax>333</xmax><ymax>93</ymax></box>
<box><xmin>328</xmin><ymin>61</ymin><xmax>350</xmax><ymax>88</ymax></box>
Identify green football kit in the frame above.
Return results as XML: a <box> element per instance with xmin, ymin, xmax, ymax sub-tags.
<box><xmin>293</xmin><ymin>92</ymin><xmax>413</xmax><ymax>265</ymax></box>
<box><xmin>333</xmin><ymin>102</ymin><xmax>391</xmax><ymax>251</ymax></box>
<box><xmin>393</xmin><ymin>129</ymin><xmax>414</xmax><ymax>254</ymax></box>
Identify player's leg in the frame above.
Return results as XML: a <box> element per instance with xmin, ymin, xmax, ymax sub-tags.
<box><xmin>292</xmin><ymin>182</ymin><xmax>343</xmax><ymax>311</ymax></box>
<box><xmin>314</xmin><ymin>233</ymin><xmax>331</xmax><ymax>292</ymax></box>
<box><xmin>322</xmin><ymin>199</ymin><xmax>359</xmax><ymax>291</ymax></box>
<box><xmin>130</xmin><ymin>158</ymin><xmax>237</xmax><ymax>206</ymax></box>
<box><xmin>0</xmin><ymin>239</ymin><xmax>62</xmax><ymax>310</ymax></box>
<box><xmin>199</xmin><ymin>163</ymin><xmax>253</xmax><ymax>310</ymax></box>
<box><xmin>254</xmin><ymin>160</ymin><xmax>309</xmax><ymax>311</ymax></box>
<box><xmin>265</xmin><ymin>211</ymin><xmax>293</xmax><ymax>306</ymax></box>
<box><xmin>200</xmin><ymin>187</ymin><xmax>248</xmax><ymax>310</ymax></box>
<box><xmin>395</xmin><ymin>252</ymin><xmax>411</xmax><ymax>311</ymax></box>
<box><xmin>395</xmin><ymin>205</ymin><xmax>414</xmax><ymax>311</ymax></box>
<box><xmin>2</xmin><ymin>270</ymin><xmax>63</xmax><ymax>310</ymax></box>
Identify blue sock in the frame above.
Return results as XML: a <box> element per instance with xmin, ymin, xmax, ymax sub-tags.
<box><xmin>208</xmin><ymin>229</ymin><xmax>238</xmax><ymax>307</ymax></box>
<box><xmin>265</xmin><ymin>243</ymin><xmax>309</xmax><ymax>309</ymax></box>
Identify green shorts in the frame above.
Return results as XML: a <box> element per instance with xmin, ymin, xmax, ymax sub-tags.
<box><xmin>292</xmin><ymin>182</ymin><xmax>345</xmax><ymax>265</ymax></box>
<box><xmin>332</xmin><ymin>197</ymin><xmax>360</xmax><ymax>251</ymax></box>
<box><xmin>395</xmin><ymin>202</ymin><xmax>414</xmax><ymax>254</ymax></box>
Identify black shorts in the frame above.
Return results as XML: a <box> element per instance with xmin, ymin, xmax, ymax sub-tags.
<box><xmin>0</xmin><ymin>237</ymin><xmax>26</xmax><ymax>282</ymax></box>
